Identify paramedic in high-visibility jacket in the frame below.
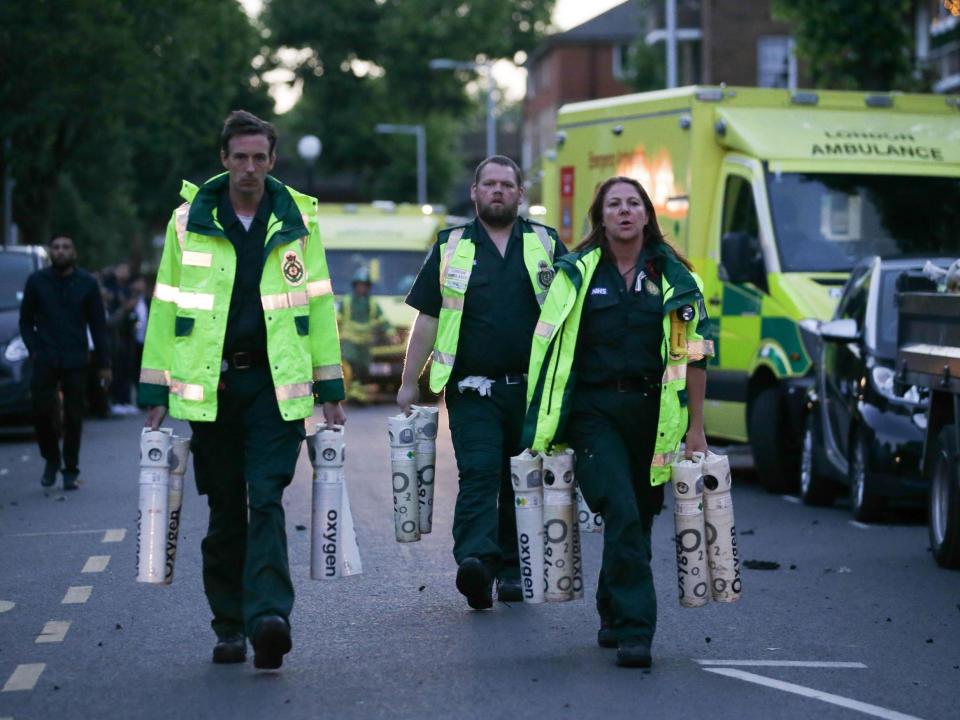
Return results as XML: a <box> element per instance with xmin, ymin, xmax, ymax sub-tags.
<box><xmin>523</xmin><ymin>176</ymin><xmax>712</xmax><ymax>669</ymax></box>
<box><xmin>139</xmin><ymin>111</ymin><xmax>346</xmax><ymax>670</ymax></box>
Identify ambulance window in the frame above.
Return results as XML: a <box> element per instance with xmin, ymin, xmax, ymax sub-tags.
<box><xmin>722</xmin><ymin>175</ymin><xmax>759</xmax><ymax>239</ymax></box>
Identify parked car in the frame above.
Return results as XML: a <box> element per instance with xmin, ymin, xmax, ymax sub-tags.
<box><xmin>0</xmin><ymin>245</ymin><xmax>49</xmax><ymax>424</ymax></box>
<box><xmin>799</xmin><ymin>256</ymin><xmax>952</xmax><ymax>521</ymax></box>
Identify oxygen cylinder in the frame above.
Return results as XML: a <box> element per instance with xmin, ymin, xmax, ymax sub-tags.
<box><xmin>671</xmin><ymin>453</ymin><xmax>710</xmax><ymax>607</ymax></box>
<box><xmin>388</xmin><ymin>414</ymin><xmax>420</xmax><ymax>542</ymax></box>
<box><xmin>570</xmin><ymin>509</ymin><xmax>584</xmax><ymax>601</ymax></box>
<box><xmin>137</xmin><ymin>428</ymin><xmax>173</xmax><ymax>584</ymax></box>
<box><xmin>310</xmin><ymin>425</ymin><xmax>346</xmax><ymax>579</ymax></box>
<box><xmin>576</xmin><ymin>485</ymin><xmax>603</xmax><ymax>533</ymax></box>
<box><xmin>161</xmin><ymin>435</ymin><xmax>190</xmax><ymax>585</ymax></box>
<box><xmin>542</xmin><ymin>449</ymin><xmax>576</xmax><ymax>602</ymax></box>
<box><xmin>702</xmin><ymin>452</ymin><xmax>742</xmax><ymax>603</ymax></box>
<box><xmin>410</xmin><ymin>405</ymin><xmax>439</xmax><ymax>535</ymax></box>
<box><xmin>511</xmin><ymin>450</ymin><xmax>545</xmax><ymax>604</ymax></box>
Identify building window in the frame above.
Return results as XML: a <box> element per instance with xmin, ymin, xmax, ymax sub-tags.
<box><xmin>757</xmin><ymin>36</ymin><xmax>792</xmax><ymax>88</ymax></box>
<box><xmin>613</xmin><ymin>44</ymin><xmax>635</xmax><ymax>81</ymax></box>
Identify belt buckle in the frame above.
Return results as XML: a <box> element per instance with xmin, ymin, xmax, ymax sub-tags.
<box><xmin>233</xmin><ymin>352</ymin><xmax>252</xmax><ymax>370</ymax></box>
<box><xmin>505</xmin><ymin>374</ymin><xmax>526</xmax><ymax>385</ymax></box>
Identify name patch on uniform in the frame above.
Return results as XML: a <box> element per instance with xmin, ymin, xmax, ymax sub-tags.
<box><xmin>444</xmin><ymin>267</ymin><xmax>470</xmax><ymax>293</ymax></box>
<box><xmin>282</xmin><ymin>250</ymin><xmax>305</xmax><ymax>286</ymax></box>
<box><xmin>591</xmin><ymin>287</ymin><xmax>608</xmax><ymax>296</ymax></box>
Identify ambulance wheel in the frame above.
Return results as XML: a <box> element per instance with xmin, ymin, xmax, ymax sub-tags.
<box><xmin>848</xmin><ymin>429</ymin><xmax>884</xmax><ymax>523</ymax></box>
<box><xmin>749</xmin><ymin>387</ymin><xmax>798</xmax><ymax>493</ymax></box>
<box><xmin>799</xmin><ymin>411</ymin><xmax>835</xmax><ymax>507</ymax></box>
<box><xmin>928</xmin><ymin>425</ymin><xmax>960</xmax><ymax>569</ymax></box>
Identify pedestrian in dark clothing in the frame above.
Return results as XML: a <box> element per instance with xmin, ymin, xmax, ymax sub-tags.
<box><xmin>19</xmin><ymin>235</ymin><xmax>112</xmax><ymax>489</ymax></box>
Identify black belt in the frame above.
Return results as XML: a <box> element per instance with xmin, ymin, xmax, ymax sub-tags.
<box><xmin>453</xmin><ymin>373</ymin><xmax>527</xmax><ymax>385</ymax></box>
<box><xmin>220</xmin><ymin>350</ymin><xmax>268</xmax><ymax>372</ymax></box>
<box><xmin>586</xmin><ymin>376</ymin><xmax>660</xmax><ymax>393</ymax></box>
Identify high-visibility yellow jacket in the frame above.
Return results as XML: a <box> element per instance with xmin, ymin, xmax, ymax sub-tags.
<box><xmin>138</xmin><ymin>173</ymin><xmax>344</xmax><ymax>422</ymax></box>
<box><xmin>523</xmin><ymin>243</ymin><xmax>713</xmax><ymax>486</ymax></box>
<box><xmin>429</xmin><ymin>220</ymin><xmax>556</xmax><ymax>393</ymax></box>
<box><xmin>338</xmin><ymin>294</ymin><xmax>390</xmax><ymax>346</ymax></box>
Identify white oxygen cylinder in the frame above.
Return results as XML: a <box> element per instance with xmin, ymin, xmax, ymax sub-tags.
<box><xmin>511</xmin><ymin>450</ymin><xmax>545</xmax><ymax>604</ymax></box>
<box><xmin>410</xmin><ymin>405</ymin><xmax>439</xmax><ymax>534</ymax></box>
<box><xmin>310</xmin><ymin>425</ymin><xmax>345</xmax><ymax>579</ymax></box>
<box><xmin>576</xmin><ymin>486</ymin><xmax>603</xmax><ymax>533</ymax></box>
<box><xmin>702</xmin><ymin>452</ymin><xmax>742</xmax><ymax>603</ymax></box>
<box><xmin>388</xmin><ymin>414</ymin><xmax>420</xmax><ymax>542</ymax></box>
<box><xmin>570</xmin><ymin>515</ymin><xmax>584</xmax><ymax>600</ymax></box>
<box><xmin>161</xmin><ymin>435</ymin><xmax>190</xmax><ymax>585</ymax></box>
<box><xmin>137</xmin><ymin>428</ymin><xmax>173</xmax><ymax>584</ymax></box>
<box><xmin>671</xmin><ymin>453</ymin><xmax>710</xmax><ymax>608</ymax></box>
<box><xmin>542</xmin><ymin>449</ymin><xmax>576</xmax><ymax>602</ymax></box>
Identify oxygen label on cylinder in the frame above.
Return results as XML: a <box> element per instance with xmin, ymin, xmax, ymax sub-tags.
<box><xmin>518</xmin><ymin>532</ymin><xmax>538</xmax><ymax>600</ymax></box>
<box><xmin>675</xmin><ymin>500</ymin><xmax>703</xmax><ymax>516</ymax></box>
<box><xmin>322</xmin><ymin>508</ymin><xmax>339</xmax><ymax>577</ymax></box>
<box><xmin>391</xmin><ymin>449</ymin><xmax>416</xmax><ymax>463</ymax></box>
<box><xmin>164</xmin><ymin>508</ymin><xmax>180</xmax><ymax>582</ymax></box>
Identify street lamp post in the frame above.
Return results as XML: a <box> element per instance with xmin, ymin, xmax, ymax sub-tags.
<box><xmin>428</xmin><ymin>58</ymin><xmax>496</xmax><ymax>157</ymax></box>
<box><xmin>296</xmin><ymin>134</ymin><xmax>322</xmax><ymax>196</ymax></box>
<box><xmin>375</xmin><ymin>123</ymin><xmax>427</xmax><ymax>206</ymax></box>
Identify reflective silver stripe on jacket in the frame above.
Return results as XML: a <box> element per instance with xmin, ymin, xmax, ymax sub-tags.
<box><xmin>432</xmin><ymin>350</ymin><xmax>456</xmax><ymax>367</ymax></box>
<box><xmin>651</xmin><ymin>451</ymin><xmax>677</xmax><ymax>467</ymax></box>
<box><xmin>439</xmin><ymin>227</ymin><xmax>466</xmax><ymax>283</ymax></box>
<box><xmin>174</xmin><ymin>203</ymin><xmax>189</xmax><ymax>250</ymax></box>
<box><xmin>171</xmin><ymin>380</ymin><xmax>204</xmax><ymax>402</ymax></box>
<box><xmin>307</xmin><ymin>279</ymin><xmax>333</xmax><ymax>297</ymax></box>
<box><xmin>531</xmin><ymin>224</ymin><xmax>554</xmax><ymax>261</ymax></box>
<box><xmin>261</xmin><ymin>290</ymin><xmax>309</xmax><ymax>311</ymax></box>
<box><xmin>313</xmin><ymin>364</ymin><xmax>343</xmax><ymax>381</ymax></box>
<box><xmin>153</xmin><ymin>283</ymin><xmax>179</xmax><ymax>304</ymax></box>
<box><xmin>534</xmin><ymin>320</ymin><xmax>555</xmax><ymax>339</ymax></box>
<box><xmin>139</xmin><ymin>368</ymin><xmax>171</xmax><ymax>386</ymax></box>
<box><xmin>276</xmin><ymin>382</ymin><xmax>313</xmax><ymax>402</ymax></box>
<box><xmin>182</xmin><ymin>251</ymin><xmax>213</xmax><ymax>267</ymax></box>
<box><xmin>686</xmin><ymin>339</ymin><xmax>715</xmax><ymax>361</ymax></box>
<box><xmin>662</xmin><ymin>363</ymin><xmax>687</xmax><ymax>383</ymax></box>
<box><xmin>176</xmin><ymin>291</ymin><xmax>215</xmax><ymax>311</ymax></box>
<box><xmin>441</xmin><ymin>296</ymin><xmax>464</xmax><ymax>311</ymax></box>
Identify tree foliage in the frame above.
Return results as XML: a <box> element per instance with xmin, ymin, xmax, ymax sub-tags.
<box><xmin>773</xmin><ymin>0</ymin><xmax>918</xmax><ymax>91</ymax></box>
<box><xmin>262</xmin><ymin>0</ymin><xmax>554</xmax><ymax>203</ymax></box>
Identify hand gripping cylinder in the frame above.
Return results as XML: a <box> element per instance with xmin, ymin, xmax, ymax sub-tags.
<box><xmin>137</xmin><ymin>428</ymin><xmax>173</xmax><ymax>584</ymax></box>
<box><xmin>388</xmin><ymin>414</ymin><xmax>420</xmax><ymax>542</ymax></box>
<box><xmin>410</xmin><ymin>405</ymin><xmax>440</xmax><ymax>534</ymax></box>
<box><xmin>671</xmin><ymin>453</ymin><xmax>710</xmax><ymax>607</ymax></box>
<box><xmin>702</xmin><ymin>452</ymin><xmax>742</xmax><ymax>602</ymax></box>
<box><xmin>161</xmin><ymin>435</ymin><xmax>191</xmax><ymax>585</ymax></box>
<box><xmin>542</xmin><ymin>449</ymin><xmax>576</xmax><ymax>602</ymax></box>
<box><xmin>511</xmin><ymin>450</ymin><xmax>545</xmax><ymax>604</ymax></box>
<box><xmin>309</xmin><ymin>424</ymin><xmax>362</xmax><ymax>578</ymax></box>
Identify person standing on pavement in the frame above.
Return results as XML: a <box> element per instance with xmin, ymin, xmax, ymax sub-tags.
<box><xmin>523</xmin><ymin>176</ymin><xmax>712</xmax><ymax>668</ymax></box>
<box><xmin>397</xmin><ymin>155</ymin><xmax>564</xmax><ymax>609</ymax></box>
<box><xmin>19</xmin><ymin>235</ymin><xmax>112</xmax><ymax>490</ymax></box>
<box><xmin>139</xmin><ymin>110</ymin><xmax>346</xmax><ymax>669</ymax></box>
<box><xmin>339</xmin><ymin>267</ymin><xmax>393</xmax><ymax>403</ymax></box>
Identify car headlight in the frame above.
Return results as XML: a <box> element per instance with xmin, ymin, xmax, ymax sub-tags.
<box><xmin>3</xmin><ymin>335</ymin><xmax>29</xmax><ymax>363</ymax></box>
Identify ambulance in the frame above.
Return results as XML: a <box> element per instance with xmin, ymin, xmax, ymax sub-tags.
<box><xmin>318</xmin><ymin>202</ymin><xmax>446</xmax><ymax>392</ymax></box>
<box><xmin>542</xmin><ymin>86</ymin><xmax>960</xmax><ymax>491</ymax></box>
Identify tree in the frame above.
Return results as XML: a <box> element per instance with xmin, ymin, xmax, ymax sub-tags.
<box><xmin>773</xmin><ymin>0</ymin><xmax>918</xmax><ymax>91</ymax></box>
<box><xmin>262</xmin><ymin>0</ymin><xmax>554</xmax><ymax>203</ymax></box>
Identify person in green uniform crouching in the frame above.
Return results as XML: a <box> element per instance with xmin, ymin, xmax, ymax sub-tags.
<box><xmin>339</xmin><ymin>267</ymin><xmax>394</xmax><ymax>403</ymax></box>
<box><xmin>140</xmin><ymin>111</ymin><xmax>346</xmax><ymax>669</ymax></box>
<box><xmin>524</xmin><ymin>176</ymin><xmax>711</xmax><ymax>667</ymax></box>
<box><xmin>398</xmin><ymin>156</ymin><xmax>565</xmax><ymax>609</ymax></box>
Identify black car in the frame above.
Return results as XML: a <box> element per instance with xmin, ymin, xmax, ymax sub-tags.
<box><xmin>799</xmin><ymin>256</ymin><xmax>948</xmax><ymax>521</ymax></box>
<box><xmin>0</xmin><ymin>246</ymin><xmax>49</xmax><ymax>424</ymax></box>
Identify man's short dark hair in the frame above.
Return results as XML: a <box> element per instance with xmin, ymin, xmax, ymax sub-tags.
<box><xmin>220</xmin><ymin>110</ymin><xmax>278</xmax><ymax>157</ymax></box>
<box><xmin>49</xmin><ymin>234</ymin><xmax>74</xmax><ymax>246</ymax></box>
<box><xmin>473</xmin><ymin>155</ymin><xmax>523</xmax><ymax>187</ymax></box>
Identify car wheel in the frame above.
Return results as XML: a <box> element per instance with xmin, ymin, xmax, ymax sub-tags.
<box><xmin>749</xmin><ymin>386</ymin><xmax>798</xmax><ymax>493</ymax></box>
<box><xmin>799</xmin><ymin>411</ymin><xmax>835</xmax><ymax>507</ymax></box>
<box><xmin>848</xmin><ymin>428</ymin><xmax>884</xmax><ymax>522</ymax></box>
<box><xmin>928</xmin><ymin>425</ymin><xmax>960</xmax><ymax>569</ymax></box>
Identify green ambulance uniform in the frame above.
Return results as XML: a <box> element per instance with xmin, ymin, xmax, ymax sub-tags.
<box><xmin>524</xmin><ymin>241</ymin><xmax>711</xmax><ymax>644</ymax></box>
<box><xmin>139</xmin><ymin>173</ymin><xmax>344</xmax><ymax>641</ymax></box>
<box><xmin>339</xmin><ymin>292</ymin><xmax>391</xmax><ymax>401</ymax></box>
<box><xmin>405</xmin><ymin>217</ymin><xmax>563</xmax><ymax>582</ymax></box>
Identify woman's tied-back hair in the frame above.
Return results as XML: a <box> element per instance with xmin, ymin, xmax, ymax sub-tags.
<box><xmin>220</xmin><ymin>110</ymin><xmax>278</xmax><ymax>157</ymax></box>
<box><xmin>575</xmin><ymin>175</ymin><xmax>693</xmax><ymax>271</ymax></box>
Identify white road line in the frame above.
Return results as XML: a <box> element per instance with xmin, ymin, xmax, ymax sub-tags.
<box><xmin>62</xmin><ymin>586</ymin><xmax>92</xmax><ymax>604</ymax></box>
<box><xmin>82</xmin><ymin>555</ymin><xmax>110</xmax><ymax>573</ymax></box>
<box><xmin>782</xmin><ymin>495</ymin><xmax>801</xmax><ymax>504</ymax></box>
<box><xmin>102</xmin><ymin>528</ymin><xmax>126</xmax><ymax>543</ymax></box>
<box><xmin>0</xmin><ymin>600</ymin><xmax>14</xmax><ymax>613</ymax></box>
<box><xmin>849</xmin><ymin>521</ymin><xmax>871</xmax><ymax>530</ymax></box>
<box><xmin>35</xmin><ymin>620</ymin><xmax>71</xmax><ymax>644</ymax></box>
<box><xmin>695</xmin><ymin>659</ymin><xmax>867</xmax><ymax>668</ymax></box>
<box><xmin>703</xmin><ymin>668</ymin><xmax>926</xmax><ymax>720</ymax></box>
<box><xmin>4</xmin><ymin>528</ymin><xmax>115</xmax><ymax>538</ymax></box>
<box><xmin>2</xmin><ymin>663</ymin><xmax>45</xmax><ymax>692</ymax></box>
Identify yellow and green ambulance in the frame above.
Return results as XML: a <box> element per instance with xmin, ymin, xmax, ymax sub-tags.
<box><xmin>542</xmin><ymin>86</ymin><xmax>960</xmax><ymax>491</ymax></box>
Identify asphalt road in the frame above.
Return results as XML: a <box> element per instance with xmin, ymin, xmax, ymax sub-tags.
<box><xmin>0</xmin><ymin>405</ymin><xmax>957</xmax><ymax>720</ymax></box>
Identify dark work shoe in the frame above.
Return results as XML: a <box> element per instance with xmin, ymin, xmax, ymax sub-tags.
<box><xmin>62</xmin><ymin>470</ymin><xmax>80</xmax><ymax>491</ymax></box>
<box><xmin>456</xmin><ymin>557</ymin><xmax>493</xmax><ymax>610</ymax></box>
<box><xmin>252</xmin><ymin>616</ymin><xmax>292</xmax><ymax>670</ymax></box>
<box><xmin>616</xmin><ymin>638</ymin><xmax>652</xmax><ymax>668</ymax></box>
<box><xmin>41</xmin><ymin>462</ymin><xmax>58</xmax><ymax>488</ymax></box>
<box><xmin>597</xmin><ymin>621</ymin><xmax>617</xmax><ymax>649</ymax></box>
<box><xmin>496</xmin><ymin>577</ymin><xmax>523</xmax><ymax>603</ymax></box>
<box><xmin>212</xmin><ymin>634</ymin><xmax>246</xmax><ymax>664</ymax></box>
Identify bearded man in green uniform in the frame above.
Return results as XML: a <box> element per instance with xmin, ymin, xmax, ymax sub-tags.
<box><xmin>140</xmin><ymin>111</ymin><xmax>346</xmax><ymax>669</ymax></box>
<box><xmin>398</xmin><ymin>155</ymin><xmax>565</xmax><ymax>609</ymax></box>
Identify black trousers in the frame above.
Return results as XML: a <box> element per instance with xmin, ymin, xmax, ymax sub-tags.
<box><xmin>32</xmin><ymin>364</ymin><xmax>87</xmax><ymax>472</ymax></box>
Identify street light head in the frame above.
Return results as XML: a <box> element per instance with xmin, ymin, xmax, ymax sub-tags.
<box><xmin>297</xmin><ymin>135</ymin><xmax>322</xmax><ymax>162</ymax></box>
<box><xmin>428</xmin><ymin>58</ymin><xmax>455</xmax><ymax>70</ymax></box>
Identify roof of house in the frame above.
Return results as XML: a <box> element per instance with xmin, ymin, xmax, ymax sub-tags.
<box><xmin>529</xmin><ymin>2</ymin><xmax>645</xmax><ymax>64</ymax></box>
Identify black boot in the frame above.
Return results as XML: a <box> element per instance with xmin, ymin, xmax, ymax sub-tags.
<box><xmin>495</xmin><ymin>577</ymin><xmax>523</xmax><ymax>603</ymax></box>
<box><xmin>616</xmin><ymin>638</ymin><xmax>652</xmax><ymax>668</ymax></box>
<box><xmin>212</xmin><ymin>634</ymin><xmax>246</xmax><ymax>664</ymax></box>
<box><xmin>41</xmin><ymin>461</ymin><xmax>57</xmax><ymax>488</ymax></box>
<box><xmin>456</xmin><ymin>557</ymin><xmax>493</xmax><ymax>610</ymax></box>
<box><xmin>252</xmin><ymin>616</ymin><xmax>292</xmax><ymax>670</ymax></box>
<box><xmin>597</xmin><ymin>620</ymin><xmax>617</xmax><ymax>649</ymax></box>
